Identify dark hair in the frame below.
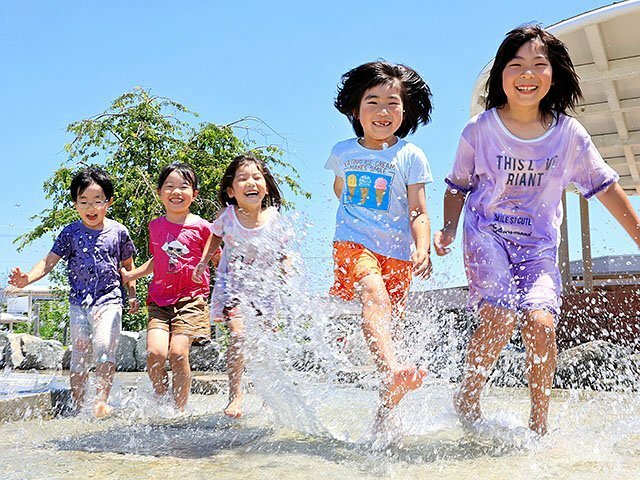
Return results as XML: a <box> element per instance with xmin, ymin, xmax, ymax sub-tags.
<box><xmin>157</xmin><ymin>162</ymin><xmax>199</xmax><ymax>190</ymax></box>
<box><xmin>485</xmin><ymin>24</ymin><xmax>582</xmax><ymax>117</ymax></box>
<box><xmin>70</xmin><ymin>167</ymin><xmax>114</xmax><ymax>201</ymax></box>
<box><xmin>219</xmin><ymin>154</ymin><xmax>282</xmax><ymax>210</ymax></box>
<box><xmin>335</xmin><ymin>61</ymin><xmax>433</xmax><ymax>138</ymax></box>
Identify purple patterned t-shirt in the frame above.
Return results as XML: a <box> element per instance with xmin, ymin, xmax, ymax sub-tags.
<box><xmin>51</xmin><ymin>219</ymin><xmax>137</xmax><ymax>307</ymax></box>
<box><xmin>446</xmin><ymin>109</ymin><xmax>619</xmax><ymax>247</ymax></box>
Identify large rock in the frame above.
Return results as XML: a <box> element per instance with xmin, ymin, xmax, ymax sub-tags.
<box><xmin>489</xmin><ymin>348</ymin><xmax>527</xmax><ymax>387</ymax></box>
<box><xmin>190</xmin><ymin>341</ymin><xmax>224</xmax><ymax>371</ymax></box>
<box><xmin>0</xmin><ymin>331</ymin><xmax>9</xmax><ymax>368</ymax></box>
<box><xmin>115</xmin><ymin>331</ymin><xmax>139</xmax><ymax>372</ymax></box>
<box><xmin>21</xmin><ymin>337</ymin><xmax>64</xmax><ymax>370</ymax></box>
<box><xmin>555</xmin><ymin>340</ymin><xmax>639</xmax><ymax>390</ymax></box>
<box><xmin>135</xmin><ymin>330</ymin><xmax>147</xmax><ymax>371</ymax></box>
<box><xmin>61</xmin><ymin>347</ymin><xmax>71</xmax><ymax>370</ymax></box>
<box><xmin>5</xmin><ymin>333</ymin><xmax>29</xmax><ymax>369</ymax></box>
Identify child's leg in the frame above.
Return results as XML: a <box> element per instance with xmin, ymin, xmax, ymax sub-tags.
<box><xmin>69</xmin><ymin>305</ymin><xmax>92</xmax><ymax>410</ymax></box>
<box><xmin>454</xmin><ymin>303</ymin><xmax>516</xmax><ymax>425</ymax></box>
<box><xmin>224</xmin><ymin>307</ymin><xmax>245</xmax><ymax>418</ymax></box>
<box><xmin>168</xmin><ymin>333</ymin><xmax>193</xmax><ymax>411</ymax></box>
<box><xmin>90</xmin><ymin>304</ymin><xmax>121</xmax><ymax>418</ymax></box>
<box><xmin>147</xmin><ymin>328</ymin><xmax>170</xmax><ymax>398</ymax></box>
<box><xmin>521</xmin><ymin>309</ymin><xmax>556</xmax><ymax>435</ymax></box>
<box><xmin>358</xmin><ymin>273</ymin><xmax>426</xmax><ymax>410</ymax></box>
<box><xmin>93</xmin><ymin>362</ymin><xmax>116</xmax><ymax>417</ymax></box>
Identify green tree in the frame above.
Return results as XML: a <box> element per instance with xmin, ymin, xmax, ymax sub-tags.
<box><xmin>16</xmin><ymin>87</ymin><xmax>309</xmax><ymax>334</ymax></box>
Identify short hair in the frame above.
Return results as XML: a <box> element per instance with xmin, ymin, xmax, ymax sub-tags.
<box><xmin>485</xmin><ymin>24</ymin><xmax>582</xmax><ymax>117</ymax></box>
<box><xmin>70</xmin><ymin>167</ymin><xmax>114</xmax><ymax>201</ymax></box>
<box><xmin>219</xmin><ymin>154</ymin><xmax>282</xmax><ymax>210</ymax></box>
<box><xmin>157</xmin><ymin>162</ymin><xmax>199</xmax><ymax>190</ymax></box>
<box><xmin>335</xmin><ymin>61</ymin><xmax>433</xmax><ymax>138</ymax></box>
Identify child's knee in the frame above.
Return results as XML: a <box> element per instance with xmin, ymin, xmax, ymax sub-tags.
<box><xmin>523</xmin><ymin>311</ymin><xmax>556</xmax><ymax>338</ymax></box>
<box><xmin>169</xmin><ymin>344</ymin><xmax>190</xmax><ymax>363</ymax></box>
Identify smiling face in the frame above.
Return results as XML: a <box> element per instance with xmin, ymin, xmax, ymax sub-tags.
<box><xmin>158</xmin><ymin>170</ymin><xmax>197</xmax><ymax>219</ymax></box>
<box><xmin>226</xmin><ymin>161</ymin><xmax>268</xmax><ymax>211</ymax></box>
<box><xmin>74</xmin><ymin>182</ymin><xmax>112</xmax><ymax>230</ymax></box>
<box><xmin>356</xmin><ymin>81</ymin><xmax>404</xmax><ymax>149</ymax></box>
<box><xmin>502</xmin><ymin>38</ymin><xmax>553</xmax><ymax>111</ymax></box>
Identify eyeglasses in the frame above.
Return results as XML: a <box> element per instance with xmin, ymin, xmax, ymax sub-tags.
<box><xmin>75</xmin><ymin>200</ymin><xmax>109</xmax><ymax>210</ymax></box>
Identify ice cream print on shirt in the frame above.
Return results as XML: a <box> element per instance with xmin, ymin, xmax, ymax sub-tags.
<box><xmin>161</xmin><ymin>234</ymin><xmax>190</xmax><ymax>273</ymax></box>
<box><xmin>344</xmin><ymin>168</ymin><xmax>393</xmax><ymax>211</ymax></box>
<box><xmin>490</xmin><ymin>153</ymin><xmax>558</xmax><ymax>237</ymax></box>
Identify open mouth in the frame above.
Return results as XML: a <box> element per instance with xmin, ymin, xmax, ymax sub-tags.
<box><xmin>373</xmin><ymin>121</ymin><xmax>392</xmax><ymax>127</ymax></box>
<box><xmin>516</xmin><ymin>85</ymin><xmax>538</xmax><ymax>92</ymax></box>
<box><xmin>169</xmin><ymin>198</ymin><xmax>184</xmax><ymax>204</ymax></box>
<box><xmin>86</xmin><ymin>214</ymin><xmax>99</xmax><ymax>221</ymax></box>
<box><xmin>244</xmin><ymin>191</ymin><xmax>259</xmax><ymax>198</ymax></box>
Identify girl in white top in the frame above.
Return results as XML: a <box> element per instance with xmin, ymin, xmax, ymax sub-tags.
<box><xmin>193</xmin><ymin>154</ymin><xmax>286</xmax><ymax>418</ymax></box>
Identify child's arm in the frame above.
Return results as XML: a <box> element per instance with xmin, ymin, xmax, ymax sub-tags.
<box><xmin>433</xmin><ymin>188</ymin><xmax>467</xmax><ymax>256</ymax></box>
<box><xmin>120</xmin><ymin>257</ymin><xmax>140</xmax><ymax>314</ymax></box>
<box><xmin>597</xmin><ymin>182</ymin><xmax>640</xmax><ymax>248</ymax></box>
<box><xmin>192</xmin><ymin>234</ymin><xmax>223</xmax><ymax>283</ymax></box>
<box><xmin>332</xmin><ymin>176</ymin><xmax>344</xmax><ymax>199</ymax></box>
<box><xmin>408</xmin><ymin>183</ymin><xmax>432</xmax><ymax>279</ymax></box>
<box><xmin>8</xmin><ymin>252</ymin><xmax>61</xmax><ymax>288</ymax></box>
<box><xmin>120</xmin><ymin>257</ymin><xmax>154</xmax><ymax>284</ymax></box>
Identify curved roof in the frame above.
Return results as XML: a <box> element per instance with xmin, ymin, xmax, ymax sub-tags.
<box><xmin>470</xmin><ymin>0</ymin><xmax>640</xmax><ymax>195</ymax></box>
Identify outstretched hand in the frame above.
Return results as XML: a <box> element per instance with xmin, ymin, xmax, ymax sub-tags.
<box><xmin>8</xmin><ymin>267</ymin><xmax>29</xmax><ymax>288</ymax></box>
<box><xmin>433</xmin><ymin>228</ymin><xmax>456</xmax><ymax>256</ymax></box>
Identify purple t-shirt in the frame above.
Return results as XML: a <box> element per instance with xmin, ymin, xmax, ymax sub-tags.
<box><xmin>446</xmin><ymin>109</ymin><xmax>619</xmax><ymax>248</ymax></box>
<box><xmin>51</xmin><ymin>219</ymin><xmax>136</xmax><ymax>307</ymax></box>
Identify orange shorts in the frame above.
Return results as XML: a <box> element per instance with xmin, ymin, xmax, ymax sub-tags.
<box><xmin>329</xmin><ymin>241</ymin><xmax>413</xmax><ymax>315</ymax></box>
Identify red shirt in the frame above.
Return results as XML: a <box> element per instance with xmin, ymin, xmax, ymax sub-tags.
<box><xmin>147</xmin><ymin>216</ymin><xmax>211</xmax><ymax>307</ymax></box>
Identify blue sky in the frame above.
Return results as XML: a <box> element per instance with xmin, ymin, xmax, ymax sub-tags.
<box><xmin>1</xmin><ymin>0</ymin><xmax>638</xmax><ymax>292</ymax></box>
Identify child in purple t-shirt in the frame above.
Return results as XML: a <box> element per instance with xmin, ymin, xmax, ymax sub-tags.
<box><xmin>434</xmin><ymin>25</ymin><xmax>640</xmax><ymax>435</ymax></box>
<box><xmin>10</xmin><ymin>168</ymin><xmax>137</xmax><ymax>418</ymax></box>
<box><xmin>122</xmin><ymin>163</ymin><xmax>211</xmax><ymax>411</ymax></box>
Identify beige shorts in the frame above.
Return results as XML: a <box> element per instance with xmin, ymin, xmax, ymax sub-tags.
<box><xmin>147</xmin><ymin>296</ymin><xmax>211</xmax><ymax>340</ymax></box>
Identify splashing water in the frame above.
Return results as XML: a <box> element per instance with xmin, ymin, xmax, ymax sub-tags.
<box><xmin>3</xmin><ymin>215</ymin><xmax>640</xmax><ymax>478</ymax></box>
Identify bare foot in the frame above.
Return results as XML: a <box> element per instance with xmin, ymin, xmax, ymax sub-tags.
<box><xmin>93</xmin><ymin>401</ymin><xmax>114</xmax><ymax>419</ymax></box>
<box><xmin>453</xmin><ymin>389</ymin><xmax>481</xmax><ymax>428</ymax></box>
<box><xmin>224</xmin><ymin>395</ymin><xmax>244</xmax><ymax>418</ymax></box>
<box><xmin>380</xmin><ymin>366</ymin><xmax>427</xmax><ymax>409</ymax></box>
<box><xmin>528</xmin><ymin>417</ymin><xmax>548</xmax><ymax>436</ymax></box>
<box><xmin>371</xmin><ymin>404</ymin><xmax>402</xmax><ymax>450</ymax></box>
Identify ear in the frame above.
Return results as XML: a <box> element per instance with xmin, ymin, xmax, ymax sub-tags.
<box><xmin>192</xmin><ymin>189</ymin><xmax>199</xmax><ymax>200</ymax></box>
<box><xmin>226</xmin><ymin>186</ymin><xmax>235</xmax><ymax>199</ymax></box>
<box><xmin>107</xmin><ymin>197</ymin><xmax>114</xmax><ymax>207</ymax></box>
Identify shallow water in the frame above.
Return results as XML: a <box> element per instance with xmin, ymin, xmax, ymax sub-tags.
<box><xmin>4</xmin><ymin>237</ymin><xmax>640</xmax><ymax>479</ymax></box>
<box><xmin>1</xmin><ymin>374</ymin><xmax>640</xmax><ymax>480</ymax></box>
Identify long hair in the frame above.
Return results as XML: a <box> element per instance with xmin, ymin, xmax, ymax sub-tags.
<box><xmin>335</xmin><ymin>61</ymin><xmax>433</xmax><ymax>138</ymax></box>
<box><xmin>219</xmin><ymin>154</ymin><xmax>282</xmax><ymax>210</ymax></box>
<box><xmin>485</xmin><ymin>24</ymin><xmax>582</xmax><ymax>117</ymax></box>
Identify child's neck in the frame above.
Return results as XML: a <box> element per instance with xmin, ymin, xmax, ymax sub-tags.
<box><xmin>165</xmin><ymin>211</ymin><xmax>193</xmax><ymax>224</ymax></box>
<box><xmin>234</xmin><ymin>204</ymin><xmax>268</xmax><ymax>228</ymax></box>
<box><xmin>498</xmin><ymin>104</ymin><xmax>553</xmax><ymax>140</ymax></box>
<box><xmin>359</xmin><ymin>135</ymin><xmax>398</xmax><ymax>150</ymax></box>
